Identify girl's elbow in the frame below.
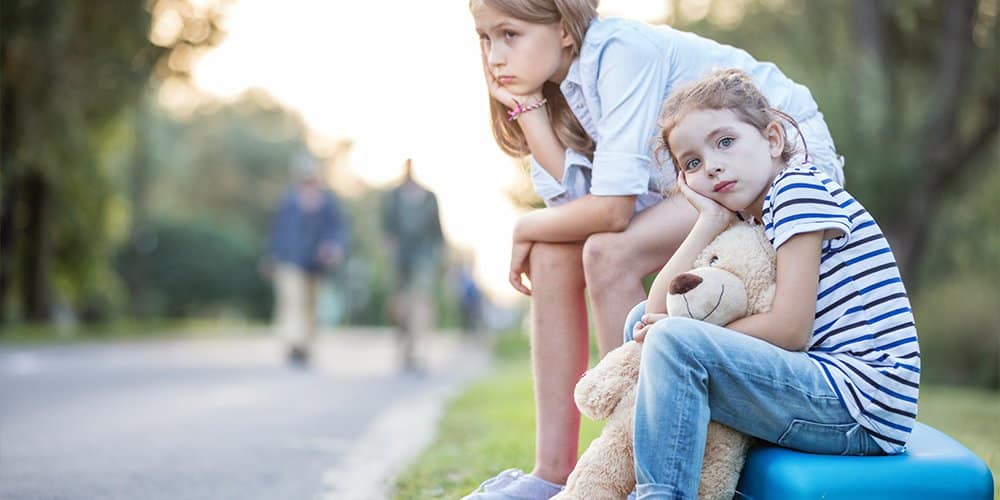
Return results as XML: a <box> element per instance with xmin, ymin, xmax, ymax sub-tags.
<box><xmin>586</xmin><ymin>194</ymin><xmax>635</xmax><ymax>233</ymax></box>
<box><xmin>783</xmin><ymin>327</ymin><xmax>812</xmax><ymax>351</ymax></box>
<box><xmin>769</xmin><ymin>308</ymin><xmax>813</xmax><ymax>351</ymax></box>
<box><xmin>606</xmin><ymin>213</ymin><xmax>632</xmax><ymax>232</ymax></box>
<box><xmin>601</xmin><ymin>200</ymin><xmax>635</xmax><ymax>232</ymax></box>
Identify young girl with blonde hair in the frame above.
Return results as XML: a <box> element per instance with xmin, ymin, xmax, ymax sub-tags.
<box><xmin>467</xmin><ymin>1</ymin><xmax>846</xmax><ymax>497</ymax></box>
<box><xmin>623</xmin><ymin>68</ymin><xmax>917</xmax><ymax>498</ymax></box>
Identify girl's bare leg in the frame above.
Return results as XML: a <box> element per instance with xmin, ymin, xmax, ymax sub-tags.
<box><xmin>583</xmin><ymin>195</ymin><xmax>698</xmax><ymax>355</ymax></box>
<box><xmin>527</xmin><ymin>241</ymin><xmax>589</xmax><ymax>484</ymax></box>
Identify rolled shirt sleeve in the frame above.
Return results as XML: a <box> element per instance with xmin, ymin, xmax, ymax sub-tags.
<box><xmin>529</xmin><ymin>148</ymin><xmax>593</xmax><ymax>207</ymax></box>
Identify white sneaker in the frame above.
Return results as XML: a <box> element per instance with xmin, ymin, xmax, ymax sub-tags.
<box><xmin>462</xmin><ymin>469</ymin><xmax>564</xmax><ymax>499</ymax></box>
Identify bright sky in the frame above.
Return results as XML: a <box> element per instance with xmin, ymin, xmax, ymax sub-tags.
<box><xmin>188</xmin><ymin>0</ymin><xmax>668</xmax><ymax>303</ymax></box>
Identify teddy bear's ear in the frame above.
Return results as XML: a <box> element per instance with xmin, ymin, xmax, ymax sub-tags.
<box><xmin>743</xmin><ymin>226</ymin><xmax>777</xmax><ymax>313</ymax></box>
<box><xmin>694</xmin><ymin>222</ymin><xmax>732</xmax><ymax>267</ymax></box>
<box><xmin>752</xmin><ymin>221</ymin><xmax>771</xmax><ymax>245</ymax></box>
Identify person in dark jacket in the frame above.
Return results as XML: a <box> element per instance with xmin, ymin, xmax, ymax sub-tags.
<box><xmin>381</xmin><ymin>158</ymin><xmax>444</xmax><ymax>372</ymax></box>
<box><xmin>265</xmin><ymin>153</ymin><xmax>349</xmax><ymax>365</ymax></box>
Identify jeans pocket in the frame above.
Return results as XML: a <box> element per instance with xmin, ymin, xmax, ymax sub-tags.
<box><xmin>777</xmin><ymin>418</ymin><xmax>861</xmax><ymax>455</ymax></box>
<box><xmin>848</xmin><ymin>426</ymin><xmax>885</xmax><ymax>456</ymax></box>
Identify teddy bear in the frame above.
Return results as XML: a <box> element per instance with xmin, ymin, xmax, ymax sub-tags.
<box><xmin>552</xmin><ymin>221</ymin><xmax>777</xmax><ymax>500</ymax></box>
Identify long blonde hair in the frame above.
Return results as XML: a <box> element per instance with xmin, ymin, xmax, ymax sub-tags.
<box><xmin>477</xmin><ymin>0</ymin><xmax>598</xmax><ymax>160</ymax></box>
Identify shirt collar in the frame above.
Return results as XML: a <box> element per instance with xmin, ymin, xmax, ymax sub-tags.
<box><xmin>560</xmin><ymin>55</ymin><xmax>583</xmax><ymax>94</ymax></box>
<box><xmin>559</xmin><ymin>18</ymin><xmax>597</xmax><ymax>93</ymax></box>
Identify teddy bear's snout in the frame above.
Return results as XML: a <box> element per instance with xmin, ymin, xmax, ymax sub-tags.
<box><xmin>669</xmin><ymin>273</ymin><xmax>703</xmax><ymax>295</ymax></box>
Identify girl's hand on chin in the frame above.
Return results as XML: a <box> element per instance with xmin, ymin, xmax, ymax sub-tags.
<box><xmin>678</xmin><ymin>174</ymin><xmax>736</xmax><ymax>228</ymax></box>
<box><xmin>480</xmin><ymin>41</ymin><xmax>543</xmax><ymax>109</ymax></box>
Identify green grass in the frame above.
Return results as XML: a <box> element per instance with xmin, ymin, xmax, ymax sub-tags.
<box><xmin>394</xmin><ymin>336</ymin><xmax>1000</xmax><ymax>499</ymax></box>
<box><xmin>393</xmin><ymin>359</ymin><xmax>605</xmax><ymax>499</ymax></box>
<box><xmin>394</xmin><ymin>329</ymin><xmax>603</xmax><ymax>499</ymax></box>
<box><xmin>915</xmin><ymin>385</ymin><xmax>1000</xmax><ymax>495</ymax></box>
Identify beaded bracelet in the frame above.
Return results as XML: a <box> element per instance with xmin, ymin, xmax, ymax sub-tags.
<box><xmin>507</xmin><ymin>98</ymin><xmax>548</xmax><ymax>121</ymax></box>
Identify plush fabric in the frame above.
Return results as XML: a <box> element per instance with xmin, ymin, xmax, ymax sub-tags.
<box><xmin>553</xmin><ymin>222</ymin><xmax>776</xmax><ymax>500</ymax></box>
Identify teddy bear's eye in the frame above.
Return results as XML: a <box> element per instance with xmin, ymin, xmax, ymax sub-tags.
<box><xmin>709</xmin><ymin>256</ymin><xmax>719</xmax><ymax>265</ymax></box>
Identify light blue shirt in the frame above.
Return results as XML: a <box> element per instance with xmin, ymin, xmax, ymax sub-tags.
<box><xmin>531</xmin><ymin>17</ymin><xmax>840</xmax><ymax>210</ymax></box>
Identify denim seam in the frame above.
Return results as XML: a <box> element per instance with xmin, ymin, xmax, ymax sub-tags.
<box><xmin>701</xmin><ymin>359</ymin><xmax>841</xmax><ymax>402</ymax></box>
<box><xmin>665</xmin><ymin>345</ymin><xmax>706</xmax><ymax>500</ymax></box>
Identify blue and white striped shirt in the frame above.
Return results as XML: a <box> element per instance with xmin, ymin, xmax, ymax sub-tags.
<box><xmin>761</xmin><ymin>166</ymin><xmax>919</xmax><ymax>453</ymax></box>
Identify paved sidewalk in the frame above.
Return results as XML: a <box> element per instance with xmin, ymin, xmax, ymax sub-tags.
<box><xmin>0</xmin><ymin>327</ymin><xmax>493</xmax><ymax>500</ymax></box>
<box><xmin>316</xmin><ymin>328</ymin><xmax>494</xmax><ymax>499</ymax></box>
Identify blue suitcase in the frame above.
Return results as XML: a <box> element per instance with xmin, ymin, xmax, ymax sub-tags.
<box><xmin>736</xmin><ymin>422</ymin><xmax>994</xmax><ymax>499</ymax></box>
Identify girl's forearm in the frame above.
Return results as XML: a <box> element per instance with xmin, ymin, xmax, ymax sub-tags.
<box><xmin>725</xmin><ymin>231</ymin><xmax>822</xmax><ymax>351</ymax></box>
<box><xmin>516</xmin><ymin>105</ymin><xmax>566</xmax><ymax>181</ymax></box>
<box><xmin>647</xmin><ymin>218</ymin><xmax>727</xmax><ymax>314</ymax></box>
<box><xmin>515</xmin><ymin>194</ymin><xmax>637</xmax><ymax>243</ymax></box>
<box><xmin>726</xmin><ymin>313</ymin><xmax>811</xmax><ymax>351</ymax></box>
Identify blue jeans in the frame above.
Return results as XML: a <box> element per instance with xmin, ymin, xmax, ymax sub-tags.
<box><xmin>623</xmin><ymin>301</ymin><xmax>882</xmax><ymax>499</ymax></box>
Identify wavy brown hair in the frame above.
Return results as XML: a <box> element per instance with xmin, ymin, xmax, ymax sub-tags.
<box><xmin>655</xmin><ymin>68</ymin><xmax>800</xmax><ymax>176</ymax></box>
<box><xmin>475</xmin><ymin>0</ymin><xmax>598</xmax><ymax>160</ymax></box>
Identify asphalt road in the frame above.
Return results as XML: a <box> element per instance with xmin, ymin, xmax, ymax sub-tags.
<box><xmin>0</xmin><ymin>328</ymin><xmax>490</xmax><ymax>500</ymax></box>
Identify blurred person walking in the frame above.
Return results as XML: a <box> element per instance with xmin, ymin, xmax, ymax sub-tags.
<box><xmin>264</xmin><ymin>153</ymin><xmax>349</xmax><ymax>366</ymax></box>
<box><xmin>457</xmin><ymin>262</ymin><xmax>485</xmax><ymax>337</ymax></box>
<box><xmin>381</xmin><ymin>158</ymin><xmax>444</xmax><ymax>373</ymax></box>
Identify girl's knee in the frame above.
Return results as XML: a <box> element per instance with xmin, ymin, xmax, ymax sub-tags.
<box><xmin>528</xmin><ymin>242</ymin><xmax>583</xmax><ymax>279</ymax></box>
<box><xmin>582</xmin><ymin>232</ymin><xmax>634</xmax><ymax>277</ymax></box>
<box><xmin>639</xmin><ymin>319</ymin><xmax>695</xmax><ymax>376</ymax></box>
<box><xmin>642</xmin><ymin>317</ymin><xmax>711</xmax><ymax>356</ymax></box>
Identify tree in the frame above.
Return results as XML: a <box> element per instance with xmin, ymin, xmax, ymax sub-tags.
<box><xmin>0</xmin><ymin>0</ymin><xmax>227</xmax><ymax>323</ymax></box>
<box><xmin>845</xmin><ymin>0</ymin><xmax>998</xmax><ymax>285</ymax></box>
